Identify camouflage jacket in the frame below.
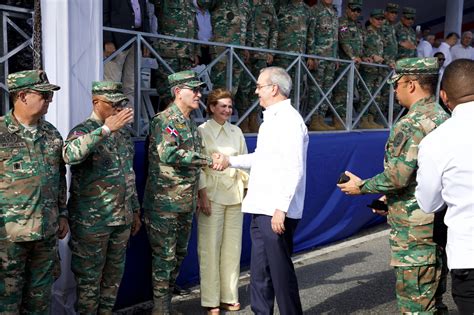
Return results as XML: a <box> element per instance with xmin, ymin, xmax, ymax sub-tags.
<box><xmin>248</xmin><ymin>0</ymin><xmax>278</xmax><ymax>60</ymax></box>
<box><xmin>143</xmin><ymin>103</ymin><xmax>212</xmax><ymax>217</ymax></box>
<box><xmin>362</xmin><ymin>25</ymin><xmax>384</xmax><ymax>74</ymax></box>
<box><xmin>63</xmin><ymin>112</ymin><xmax>139</xmax><ymax>227</ymax></box>
<box><xmin>382</xmin><ymin>21</ymin><xmax>398</xmax><ymax>65</ymax></box>
<box><xmin>275</xmin><ymin>1</ymin><xmax>315</xmax><ymax>58</ymax></box>
<box><xmin>361</xmin><ymin>96</ymin><xmax>449</xmax><ymax>267</ymax></box>
<box><xmin>395</xmin><ymin>21</ymin><xmax>417</xmax><ymax>59</ymax></box>
<box><xmin>311</xmin><ymin>2</ymin><xmax>338</xmax><ymax>58</ymax></box>
<box><xmin>209</xmin><ymin>0</ymin><xmax>252</xmax><ymax>55</ymax></box>
<box><xmin>153</xmin><ymin>0</ymin><xmax>197</xmax><ymax>59</ymax></box>
<box><xmin>338</xmin><ymin>15</ymin><xmax>363</xmax><ymax>60</ymax></box>
<box><xmin>0</xmin><ymin>110</ymin><xmax>67</xmax><ymax>242</ymax></box>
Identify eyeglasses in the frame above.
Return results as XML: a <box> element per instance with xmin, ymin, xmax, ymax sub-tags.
<box><xmin>256</xmin><ymin>83</ymin><xmax>274</xmax><ymax>90</ymax></box>
<box><xmin>28</xmin><ymin>90</ymin><xmax>53</xmax><ymax>101</ymax></box>
<box><xmin>350</xmin><ymin>8</ymin><xmax>361</xmax><ymax>13</ymax></box>
<box><xmin>180</xmin><ymin>86</ymin><xmax>202</xmax><ymax>94</ymax></box>
<box><xmin>374</xmin><ymin>17</ymin><xmax>385</xmax><ymax>21</ymax></box>
<box><xmin>98</xmin><ymin>98</ymin><xmax>128</xmax><ymax>108</ymax></box>
<box><xmin>404</xmin><ymin>17</ymin><xmax>415</xmax><ymax>21</ymax></box>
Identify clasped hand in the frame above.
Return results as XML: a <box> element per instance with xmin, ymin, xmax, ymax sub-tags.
<box><xmin>211</xmin><ymin>152</ymin><xmax>229</xmax><ymax>171</ymax></box>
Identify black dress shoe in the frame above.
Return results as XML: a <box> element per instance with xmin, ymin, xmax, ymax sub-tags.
<box><xmin>172</xmin><ymin>285</ymin><xmax>191</xmax><ymax>296</ymax></box>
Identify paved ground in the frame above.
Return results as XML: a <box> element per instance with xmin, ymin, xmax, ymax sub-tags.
<box><xmin>170</xmin><ymin>224</ymin><xmax>458</xmax><ymax>315</ymax></box>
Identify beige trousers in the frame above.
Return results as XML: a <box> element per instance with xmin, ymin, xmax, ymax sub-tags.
<box><xmin>197</xmin><ymin>201</ymin><xmax>243</xmax><ymax>307</ymax></box>
<box><xmin>103</xmin><ymin>44</ymin><xmax>135</xmax><ymax>108</ymax></box>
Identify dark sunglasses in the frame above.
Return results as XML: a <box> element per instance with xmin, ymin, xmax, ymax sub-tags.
<box><xmin>180</xmin><ymin>86</ymin><xmax>203</xmax><ymax>93</ymax></box>
<box><xmin>404</xmin><ymin>17</ymin><xmax>415</xmax><ymax>20</ymax></box>
<box><xmin>350</xmin><ymin>8</ymin><xmax>362</xmax><ymax>13</ymax></box>
<box><xmin>374</xmin><ymin>17</ymin><xmax>385</xmax><ymax>21</ymax></box>
<box><xmin>29</xmin><ymin>90</ymin><xmax>54</xmax><ymax>100</ymax></box>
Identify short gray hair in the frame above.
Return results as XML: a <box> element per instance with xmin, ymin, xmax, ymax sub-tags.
<box><xmin>260</xmin><ymin>66</ymin><xmax>292</xmax><ymax>98</ymax></box>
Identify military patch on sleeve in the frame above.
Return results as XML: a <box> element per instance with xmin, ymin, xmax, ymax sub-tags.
<box><xmin>165</xmin><ymin>125</ymin><xmax>179</xmax><ymax>137</ymax></box>
<box><xmin>72</xmin><ymin>131</ymin><xmax>85</xmax><ymax>137</ymax></box>
<box><xmin>392</xmin><ymin>131</ymin><xmax>407</xmax><ymax>156</ymax></box>
<box><xmin>340</xmin><ymin>25</ymin><xmax>348</xmax><ymax>32</ymax></box>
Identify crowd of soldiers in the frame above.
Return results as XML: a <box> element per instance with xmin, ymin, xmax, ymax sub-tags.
<box><xmin>147</xmin><ymin>0</ymin><xmax>419</xmax><ymax>132</ymax></box>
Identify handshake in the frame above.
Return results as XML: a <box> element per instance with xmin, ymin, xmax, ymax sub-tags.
<box><xmin>211</xmin><ymin>153</ymin><xmax>229</xmax><ymax>171</ymax></box>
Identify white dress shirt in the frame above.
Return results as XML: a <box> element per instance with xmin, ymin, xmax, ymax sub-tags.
<box><xmin>417</xmin><ymin>39</ymin><xmax>433</xmax><ymax>58</ymax></box>
<box><xmin>415</xmin><ymin>102</ymin><xmax>474</xmax><ymax>269</ymax></box>
<box><xmin>437</xmin><ymin>42</ymin><xmax>453</xmax><ymax>67</ymax></box>
<box><xmin>229</xmin><ymin>99</ymin><xmax>309</xmax><ymax>219</ymax></box>
<box><xmin>450</xmin><ymin>43</ymin><xmax>474</xmax><ymax>61</ymax></box>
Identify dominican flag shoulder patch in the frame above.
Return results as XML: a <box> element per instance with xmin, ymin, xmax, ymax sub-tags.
<box><xmin>165</xmin><ymin>125</ymin><xmax>179</xmax><ymax>137</ymax></box>
<box><xmin>340</xmin><ymin>26</ymin><xmax>348</xmax><ymax>32</ymax></box>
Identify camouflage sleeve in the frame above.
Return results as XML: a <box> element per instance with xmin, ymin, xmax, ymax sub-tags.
<box><xmin>63</xmin><ymin>126</ymin><xmax>107</xmax><ymax>165</ymax></box>
<box><xmin>268</xmin><ymin>6</ymin><xmax>279</xmax><ymax>51</ymax></box>
<box><xmin>58</xmin><ymin>142</ymin><xmax>68</xmax><ymax>218</ymax></box>
<box><xmin>306</xmin><ymin>12</ymin><xmax>316</xmax><ymax>55</ymax></box>
<box><xmin>241</xmin><ymin>1</ymin><xmax>252</xmax><ymax>46</ymax></box>
<box><xmin>155</xmin><ymin>119</ymin><xmax>212</xmax><ymax>167</ymax></box>
<box><xmin>125</xmin><ymin>134</ymin><xmax>141</xmax><ymax>213</ymax></box>
<box><xmin>339</xmin><ymin>26</ymin><xmax>357</xmax><ymax>58</ymax></box>
<box><xmin>361</xmin><ymin>122</ymin><xmax>419</xmax><ymax>194</ymax></box>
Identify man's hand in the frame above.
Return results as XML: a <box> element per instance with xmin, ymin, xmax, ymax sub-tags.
<box><xmin>104</xmin><ymin>42</ymin><xmax>116</xmax><ymax>58</ymax></box>
<box><xmin>57</xmin><ymin>217</ymin><xmax>69</xmax><ymax>239</ymax></box>
<box><xmin>372</xmin><ymin>55</ymin><xmax>384</xmax><ymax>64</ymax></box>
<box><xmin>337</xmin><ymin>171</ymin><xmax>363</xmax><ymax>195</ymax></box>
<box><xmin>307</xmin><ymin>58</ymin><xmax>317</xmax><ymax>70</ymax></box>
<box><xmin>266</xmin><ymin>54</ymin><xmax>274</xmax><ymax>65</ymax></box>
<box><xmin>143</xmin><ymin>46</ymin><xmax>150</xmax><ymax>58</ymax></box>
<box><xmin>211</xmin><ymin>152</ymin><xmax>229</xmax><ymax>171</ymax></box>
<box><xmin>131</xmin><ymin>212</ymin><xmax>142</xmax><ymax>236</ymax></box>
<box><xmin>352</xmin><ymin>57</ymin><xmax>362</xmax><ymax>64</ymax></box>
<box><xmin>400</xmin><ymin>40</ymin><xmax>416</xmax><ymax>50</ymax></box>
<box><xmin>243</xmin><ymin>50</ymin><xmax>250</xmax><ymax>63</ymax></box>
<box><xmin>104</xmin><ymin>108</ymin><xmax>134</xmax><ymax>132</ymax></box>
<box><xmin>197</xmin><ymin>189</ymin><xmax>212</xmax><ymax>216</ymax></box>
<box><xmin>271</xmin><ymin>209</ymin><xmax>286</xmax><ymax>235</ymax></box>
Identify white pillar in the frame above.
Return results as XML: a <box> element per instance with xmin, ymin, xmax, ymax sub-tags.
<box><xmin>444</xmin><ymin>0</ymin><xmax>463</xmax><ymax>36</ymax></box>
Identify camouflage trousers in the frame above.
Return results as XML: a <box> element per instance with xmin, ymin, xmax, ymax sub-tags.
<box><xmin>69</xmin><ymin>223</ymin><xmax>131</xmax><ymax>314</ymax></box>
<box><xmin>360</xmin><ymin>68</ymin><xmax>385</xmax><ymax>118</ymax></box>
<box><xmin>234</xmin><ymin>58</ymin><xmax>267</xmax><ymax>118</ymax></box>
<box><xmin>308</xmin><ymin>60</ymin><xmax>337</xmax><ymax>118</ymax></box>
<box><xmin>394</xmin><ymin>259</ymin><xmax>442</xmax><ymax>314</ymax></box>
<box><xmin>332</xmin><ymin>63</ymin><xmax>360</xmax><ymax>118</ymax></box>
<box><xmin>146</xmin><ymin>211</ymin><xmax>193</xmax><ymax>304</ymax></box>
<box><xmin>155</xmin><ymin>57</ymin><xmax>194</xmax><ymax>109</ymax></box>
<box><xmin>211</xmin><ymin>53</ymin><xmax>244</xmax><ymax>96</ymax></box>
<box><xmin>0</xmin><ymin>235</ymin><xmax>57</xmax><ymax>315</ymax></box>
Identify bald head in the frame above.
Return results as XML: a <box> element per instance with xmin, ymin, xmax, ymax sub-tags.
<box><xmin>441</xmin><ymin>59</ymin><xmax>474</xmax><ymax>108</ymax></box>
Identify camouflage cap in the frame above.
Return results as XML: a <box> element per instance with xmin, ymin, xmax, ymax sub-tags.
<box><xmin>347</xmin><ymin>0</ymin><xmax>362</xmax><ymax>9</ymax></box>
<box><xmin>168</xmin><ymin>70</ymin><xmax>205</xmax><ymax>89</ymax></box>
<box><xmin>388</xmin><ymin>58</ymin><xmax>439</xmax><ymax>84</ymax></box>
<box><xmin>385</xmin><ymin>3</ymin><xmax>399</xmax><ymax>13</ymax></box>
<box><xmin>402</xmin><ymin>7</ymin><xmax>416</xmax><ymax>18</ymax></box>
<box><xmin>370</xmin><ymin>9</ymin><xmax>385</xmax><ymax>18</ymax></box>
<box><xmin>92</xmin><ymin>81</ymin><xmax>129</xmax><ymax>105</ymax></box>
<box><xmin>7</xmin><ymin>70</ymin><xmax>60</xmax><ymax>93</ymax></box>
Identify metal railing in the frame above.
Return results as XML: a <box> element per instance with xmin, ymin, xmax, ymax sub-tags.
<box><xmin>0</xmin><ymin>4</ymin><xmax>34</xmax><ymax>115</ymax></box>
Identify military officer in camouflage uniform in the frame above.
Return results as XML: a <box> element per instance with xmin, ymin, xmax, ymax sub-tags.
<box><xmin>63</xmin><ymin>81</ymin><xmax>141</xmax><ymax>313</ymax></box>
<box><xmin>152</xmin><ymin>0</ymin><xmax>199</xmax><ymax>109</ymax></box>
<box><xmin>396</xmin><ymin>7</ymin><xmax>417</xmax><ymax>59</ymax></box>
<box><xmin>338</xmin><ymin>58</ymin><xmax>449</xmax><ymax>314</ymax></box>
<box><xmin>359</xmin><ymin>9</ymin><xmax>386</xmax><ymax>129</ymax></box>
<box><xmin>273</xmin><ymin>0</ymin><xmax>315</xmax><ymax>104</ymax></box>
<box><xmin>307</xmin><ymin>0</ymin><xmax>338</xmax><ymax>131</ymax></box>
<box><xmin>0</xmin><ymin>70</ymin><xmax>68</xmax><ymax>314</ymax></box>
<box><xmin>332</xmin><ymin>0</ymin><xmax>364</xmax><ymax>129</ymax></box>
<box><xmin>143</xmin><ymin>70</ymin><xmax>217</xmax><ymax>314</ymax></box>
<box><xmin>237</xmin><ymin>0</ymin><xmax>278</xmax><ymax>133</ymax></box>
<box><xmin>381</xmin><ymin>3</ymin><xmax>400</xmax><ymax>118</ymax></box>
<box><xmin>209</xmin><ymin>0</ymin><xmax>252</xmax><ymax>95</ymax></box>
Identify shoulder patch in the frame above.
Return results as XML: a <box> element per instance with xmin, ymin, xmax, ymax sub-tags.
<box><xmin>393</xmin><ymin>131</ymin><xmax>405</xmax><ymax>148</ymax></box>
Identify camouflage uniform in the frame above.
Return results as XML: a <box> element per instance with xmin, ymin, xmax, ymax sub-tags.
<box><xmin>333</xmin><ymin>0</ymin><xmax>364</xmax><ymax>119</ymax></box>
<box><xmin>360</xmin><ymin>10</ymin><xmax>385</xmax><ymax>120</ymax></box>
<box><xmin>308</xmin><ymin>1</ymin><xmax>338</xmax><ymax>123</ymax></box>
<box><xmin>381</xmin><ymin>3</ymin><xmax>399</xmax><ymax>117</ymax></box>
<box><xmin>273</xmin><ymin>0</ymin><xmax>315</xmax><ymax>102</ymax></box>
<box><xmin>236</xmin><ymin>0</ymin><xmax>278</xmax><ymax>132</ymax></box>
<box><xmin>0</xmin><ymin>70</ymin><xmax>66</xmax><ymax>314</ymax></box>
<box><xmin>396</xmin><ymin>8</ymin><xmax>417</xmax><ymax>59</ymax></box>
<box><xmin>209</xmin><ymin>0</ymin><xmax>252</xmax><ymax>94</ymax></box>
<box><xmin>359</xmin><ymin>58</ymin><xmax>449</xmax><ymax>313</ymax></box>
<box><xmin>63</xmin><ymin>82</ymin><xmax>140</xmax><ymax>313</ymax></box>
<box><xmin>153</xmin><ymin>0</ymin><xmax>198</xmax><ymax>108</ymax></box>
<box><xmin>142</xmin><ymin>71</ymin><xmax>212</xmax><ymax>313</ymax></box>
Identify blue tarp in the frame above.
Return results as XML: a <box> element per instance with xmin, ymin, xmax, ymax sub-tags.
<box><xmin>115</xmin><ymin>131</ymin><xmax>389</xmax><ymax>309</ymax></box>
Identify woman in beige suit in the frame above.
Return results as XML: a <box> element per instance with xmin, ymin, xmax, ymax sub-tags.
<box><xmin>197</xmin><ymin>89</ymin><xmax>248</xmax><ymax>315</ymax></box>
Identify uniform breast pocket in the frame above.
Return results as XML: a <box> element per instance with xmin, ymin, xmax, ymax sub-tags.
<box><xmin>1</xmin><ymin>149</ymin><xmax>34</xmax><ymax>180</ymax></box>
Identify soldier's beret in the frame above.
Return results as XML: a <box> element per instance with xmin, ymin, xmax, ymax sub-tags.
<box><xmin>385</xmin><ymin>3</ymin><xmax>399</xmax><ymax>13</ymax></box>
<box><xmin>402</xmin><ymin>7</ymin><xmax>416</xmax><ymax>18</ymax></box>
<box><xmin>92</xmin><ymin>81</ymin><xmax>129</xmax><ymax>106</ymax></box>
<box><xmin>168</xmin><ymin>70</ymin><xmax>205</xmax><ymax>89</ymax></box>
<box><xmin>388</xmin><ymin>58</ymin><xmax>439</xmax><ymax>84</ymax></box>
<box><xmin>347</xmin><ymin>0</ymin><xmax>362</xmax><ymax>10</ymax></box>
<box><xmin>370</xmin><ymin>9</ymin><xmax>385</xmax><ymax>18</ymax></box>
<box><xmin>7</xmin><ymin>70</ymin><xmax>60</xmax><ymax>93</ymax></box>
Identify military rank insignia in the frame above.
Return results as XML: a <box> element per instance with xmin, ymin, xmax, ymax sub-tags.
<box><xmin>165</xmin><ymin>125</ymin><xmax>179</xmax><ymax>137</ymax></box>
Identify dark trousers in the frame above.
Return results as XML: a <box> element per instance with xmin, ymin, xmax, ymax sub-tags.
<box><xmin>451</xmin><ymin>269</ymin><xmax>474</xmax><ymax>315</ymax></box>
<box><xmin>250</xmin><ymin>214</ymin><xmax>303</xmax><ymax>315</ymax></box>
